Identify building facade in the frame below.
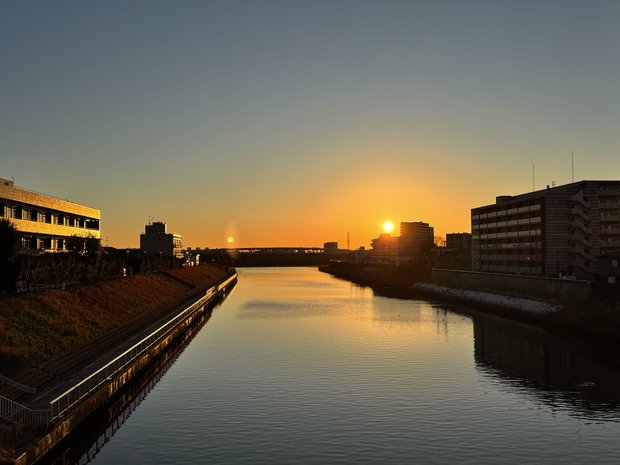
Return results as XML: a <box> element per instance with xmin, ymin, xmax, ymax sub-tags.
<box><xmin>370</xmin><ymin>234</ymin><xmax>399</xmax><ymax>263</ymax></box>
<box><xmin>471</xmin><ymin>180</ymin><xmax>620</xmax><ymax>280</ymax></box>
<box><xmin>0</xmin><ymin>178</ymin><xmax>100</xmax><ymax>252</ymax></box>
<box><xmin>399</xmin><ymin>221</ymin><xmax>434</xmax><ymax>262</ymax></box>
<box><xmin>368</xmin><ymin>221</ymin><xmax>434</xmax><ymax>266</ymax></box>
<box><xmin>140</xmin><ymin>221</ymin><xmax>183</xmax><ymax>258</ymax></box>
<box><xmin>446</xmin><ymin>232</ymin><xmax>472</xmax><ymax>250</ymax></box>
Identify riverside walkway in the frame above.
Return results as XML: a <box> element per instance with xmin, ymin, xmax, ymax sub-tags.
<box><xmin>0</xmin><ymin>267</ymin><xmax>237</xmax><ymax>427</ymax></box>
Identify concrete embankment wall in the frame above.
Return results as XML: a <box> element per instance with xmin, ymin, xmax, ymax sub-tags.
<box><xmin>13</xmin><ymin>274</ymin><xmax>237</xmax><ymax>465</ymax></box>
<box><xmin>413</xmin><ymin>282</ymin><xmax>560</xmax><ymax>315</ymax></box>
<box><xmin>431</xmin><ymin>268</ymin><xmax>590</xmax><ymax>302</ymax></box>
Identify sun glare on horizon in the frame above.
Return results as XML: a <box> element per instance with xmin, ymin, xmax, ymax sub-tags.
<box><xmin>382</xmin><ymin>221</ymin><xmax>394</xmax><ymax>234</ymax></box>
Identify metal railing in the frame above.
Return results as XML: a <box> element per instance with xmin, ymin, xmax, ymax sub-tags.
<box><xmin>49</xmin><ymin>273</ymin><xmax>237</xmax><ymax>423</ymax></box>
<box><xmin>0</xmin><ymin>394</ymin><xmax>49</xmax><ymax>425</ymax></box>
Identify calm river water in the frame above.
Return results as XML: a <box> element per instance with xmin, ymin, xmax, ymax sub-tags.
<box><xmin>65</xmin><ymin>267</ymin><xmax>620</xmax><ymax>465</ymax></box>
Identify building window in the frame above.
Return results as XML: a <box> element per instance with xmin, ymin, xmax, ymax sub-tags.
<box><xmin>612</xmin><ymin>259</ymin><xmax>618</xmax><ymax>268</ymax></box>
<box><xmin>609</xmin><ymin>276</ymin><xmax>617</xmax><ymax>284</ymax></box>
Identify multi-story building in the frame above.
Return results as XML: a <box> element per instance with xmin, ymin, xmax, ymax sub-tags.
<box><xmin>446</xmin><ymin>232</ymin><xmax>472</xmax><ymax>250</ymax></box>
<box><xmin>370</xmin><ymin>234</ymin><xmax>399</xmax><ymax>263</ymax></box>
<box><xmin>399</xmin><ymin>221</ymin><xmax>434</xmax><ymax>260</ymax></box>
<box><xmin>323</xmin><ymin>242</ymin><xmax>339</xmax><ymax>253</ymax></box>
<box><xmin>471</xmin><ymin>180</ymin><xmax>620</xmax><ymax>280</ymax></box>
<box><xmin>140</xmin><ymin>221</ymin><xmax>183</xmax><ymax>258</ymax></box>
<box><xmin>369</xmin><ymin>221</ymin><xmax>434</xmax><ymax>266</ymax></box>
<box><xmin>0</xmin><ymin>177</ymin><xmax>100</xmax><ymax>252</ymax></box>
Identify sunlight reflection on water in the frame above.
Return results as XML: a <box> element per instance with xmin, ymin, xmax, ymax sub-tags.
<box><xmin>84</xmin><ymin>267</ymin><xmax>620</xmax><ymax>465</ymax></box>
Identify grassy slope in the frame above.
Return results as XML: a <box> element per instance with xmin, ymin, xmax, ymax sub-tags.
<box><xmin>0</xmin><ymin>265</ymin><xmax>226</xmax><ymax>374</ymax></box>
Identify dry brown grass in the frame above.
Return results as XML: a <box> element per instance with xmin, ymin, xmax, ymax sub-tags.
<box><xmin>0</xmin><ymin>265</ymin><xmax>226</xmax><ymax>374</ymax></box>
<box><xmin>166</xmin><ymin>264</ymin><xmax>227</xmax><ymax>288</ymax></box>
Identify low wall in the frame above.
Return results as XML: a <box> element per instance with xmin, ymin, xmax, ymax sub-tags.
<box><xmin>431</xmin><ymin>269</ymin><xmax>590</xmax><ymax>302</ymax></box>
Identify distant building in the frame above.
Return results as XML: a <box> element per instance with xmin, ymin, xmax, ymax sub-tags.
<box><xmin>140</xmin><ymin>221</ymin><xmax>183</xmax><ymax>258</ymax></box>
<box><xmin>370</xmin><ymin>234</ymin><xmax>399</xmax><ymax>263</ymax></box>
<box><xmin>472</xmin><ymin>180</ymin><xmax>620</xmax><ymax>280</ymax></box>
<box><xmin>446</xmin><ymin>233</ymin><xmax>472</xmax><ymax>250</ymax></box>
<box><xmin>399</xmin><ymin>221</ymin><xmax>434</xmax><ymax>263</ymax></box>
<box><xmin>0</xmin><ymin>177</ymin><xmax>100</xmax><ymax>252</ymax></box>
<box><xmin>435</xmin><ymin>232</ymin><xmax>472</xmax><ymax>271</ymax></box>
<box><xmin>323</xmin><ymin>241</ymin><xmax>339</xmax><ymax>252</ymax></box>
<box><xmin>595</xmin><ymin>255</ymin><xmax>620</xmax><ymax>284</ymax></box>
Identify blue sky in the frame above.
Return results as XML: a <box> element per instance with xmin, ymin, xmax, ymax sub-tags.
<box><xmin>2</xmin><ymin>1</ymin><xmax>619</xmax><ymax>247</ymax></box>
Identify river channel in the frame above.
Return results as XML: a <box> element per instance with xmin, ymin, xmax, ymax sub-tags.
<box><xmin>54</xmin><ymin>267</ymin><xmax>620</xmax><ymax>464</ymax></box>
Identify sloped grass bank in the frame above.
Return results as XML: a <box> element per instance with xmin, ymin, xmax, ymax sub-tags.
<box><xmin>0</xmin><ymin>265</ymin><xmax>226</xmax><ymax>375</ymax></box>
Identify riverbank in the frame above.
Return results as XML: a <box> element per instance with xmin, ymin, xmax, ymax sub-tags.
<box><xmin>319</xmin><ymin>263</ymin><xmax>620</xmax><ymax>338</ymax></box>
<box><xmin>0</xmin><ymin>264</ymin><xmax>230</xmax><ymax>463</ymax></box>
<box><xmin>0</xmin><ymin>265</ymin><xmax>227</xmax><ymax>375</ymax></box>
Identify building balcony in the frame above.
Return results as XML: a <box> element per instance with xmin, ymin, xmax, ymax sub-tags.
<box><xmin>571</xmin><ymin>206</ymin><xmax>590</xmax><ymax>221</ymax></box>
<box><xmin>571</xmin><ymin>193</ymin><xmax>590</xmax><ymax>209</ymax></box>
<box><xmin>601</xmin><ymin>226</ymin><xmax>620</xmax><ymax>235</ymax></box>
<box><xmin>569</xmin><ymin>245</ymin><xmax>590</xmax><ymax>260</ymax></box>
<box><xmin>599</xmin><ymin>200</ymin><xmax>620</xmax><ymax>210</ymax></box>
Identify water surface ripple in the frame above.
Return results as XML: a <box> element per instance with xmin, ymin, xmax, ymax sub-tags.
<box><xmin>83</xmin><ymin>267</ymin><xmax>620</xmax><ymax>465</ymax></box>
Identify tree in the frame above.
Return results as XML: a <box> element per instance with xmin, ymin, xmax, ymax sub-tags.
<box><xmin>0</xmin><ymin>218</ymin><xmax>18</xmax><ymax>258</ymax></box>
<box><xmin>0</xmin><ymin>218</ymin><xmax>19</xmax><ymax>291</ymax></box>
<box><xmin>84</xmin><ymin>234</ymin><xmax>102</xmax><ymax>255</ymax></box>
<box><xmin>67</xmin><ymin>234</ymin><xmax>101</xmax><ymax>255</ymax></box>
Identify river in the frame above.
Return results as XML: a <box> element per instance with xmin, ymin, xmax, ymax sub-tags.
<box><xmin>54</xmin><ymin>267</ymin><xmax>620</xmax><ymax>464</ymax></box>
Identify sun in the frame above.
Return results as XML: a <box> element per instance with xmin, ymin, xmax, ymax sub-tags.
<box><xmin>227</xmin><ymin>236</ymin><xmax>235</xmax><ymax>244</ymax></box>
<box><xmin>382</xmin><ymin>221</ymin><xmax>394</xmax><ymax>234</ymax></box>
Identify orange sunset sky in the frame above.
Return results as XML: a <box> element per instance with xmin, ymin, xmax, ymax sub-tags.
<box><xmin>3</xmin><ymin>2</ymin><xmax>618</xmax><ymax>249</ymax></box>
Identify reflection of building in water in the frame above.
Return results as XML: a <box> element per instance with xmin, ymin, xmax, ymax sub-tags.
<box><xmin>472</xmin><ymin>313</ymin><xmax>620</xmax><ymax>418</ymax></box>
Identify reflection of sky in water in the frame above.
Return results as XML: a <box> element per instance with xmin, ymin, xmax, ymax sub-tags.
<box><xmin>85</xmin><ymin>267</ymin><xmax>620</xmax><ymax>465</ymax></box>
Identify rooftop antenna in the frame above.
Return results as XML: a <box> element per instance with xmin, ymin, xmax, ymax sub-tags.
<box><xmin>571</xmin><ymin>150</ymin><xmax>574</xmax><ymax>182</ymax></box>
<box><xmin>347</xmin><ymin>232</ymin><xmax>350</xmax><ymax>250</ymax></box>
<box><xmin>532</xmin><ymin>164</ymin><xmax>535</xmax><ymax>192</ymax></box>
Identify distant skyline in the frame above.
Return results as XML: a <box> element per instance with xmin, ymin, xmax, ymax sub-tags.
<box><xmin>2</xmin><ymin>1</ymin><xmax>619</xmax><ymax>249</ymax></box>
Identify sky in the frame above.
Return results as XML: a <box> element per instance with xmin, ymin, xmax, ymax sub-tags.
<box><xmin>2</xmin><ymin>1</ymin><xmax>619</xmax><ymax>249</ymax></box>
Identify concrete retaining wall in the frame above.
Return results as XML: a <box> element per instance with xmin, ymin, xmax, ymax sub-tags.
<box><xmin>431</xmin><ymin>268</ymin><xmax>590</xmax><ymax>301</ymax></box>
<box><xmin>13</xmin><ymin>274</ymin><xmax>237</xmax><ymax>465</ymax></box>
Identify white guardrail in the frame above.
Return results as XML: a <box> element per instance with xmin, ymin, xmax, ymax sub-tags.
<box><xmin>0</xmin><ymin>395</ymin><xmax>49</xmax><ymax>425</ymax></box>
<box><xmin>48</xmin><ymin>273</ymin><xmax>237</xmax><ymax>423</ymax></box>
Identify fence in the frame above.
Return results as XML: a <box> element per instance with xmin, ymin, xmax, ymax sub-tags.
<box><xmin>0</xmin><ymin>273</ymin><xmax>237</xmax><ymax>426</ymax></box>
<box><xmin>49</xmin><ymin>273</ymin><xmax>237</xmax><ymax>422</ymax></box>
<box><xmin>0</xmin><ymin>394</ymin><xmax>49</xmax><ymax>426</ymax></box>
